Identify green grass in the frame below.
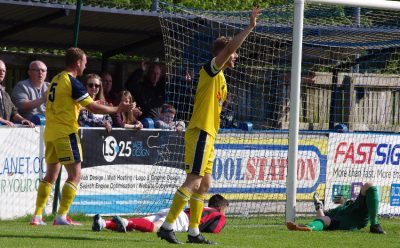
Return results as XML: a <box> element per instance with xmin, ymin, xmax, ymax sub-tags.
<box><xmin>1</xmin><ymin>215</ymin><xmax>399</xmax><ymax>247</ymax></box>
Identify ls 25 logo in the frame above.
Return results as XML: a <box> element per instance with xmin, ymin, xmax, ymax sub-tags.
<box><xmin>102</xmin><ymin>136</ymin><xmax>132</xmax><ymax>162</ymax></box>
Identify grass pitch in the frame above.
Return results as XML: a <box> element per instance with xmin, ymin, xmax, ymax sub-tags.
<box><xmin>1</xmin><ymin>215</ymin><xmax>399</xmax><ymax>247</ymax></box>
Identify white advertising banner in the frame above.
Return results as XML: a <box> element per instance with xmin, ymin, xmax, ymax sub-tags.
<box><xmin>210</xmin><ymin>133</ymin><xmax>328</xmax><ymax>200</ymax></box>
<box><xmin>71</xmin><ymin>165</ymin><xmax>185</xmax><ymax>215</ymax></box>
<box><xmin>326</xmin><ymin>133</ymin><xmax>400</xmax><ymax>214</ymax></box>
<box><xmin>71</xmin><ymin>129</ymin><xmax>328</xmax><ymax>215</ymax></box>
<box><xmin>0</xmin><ymin>127</ymin><xmax>47</xmax><ymax>219</ymax></box>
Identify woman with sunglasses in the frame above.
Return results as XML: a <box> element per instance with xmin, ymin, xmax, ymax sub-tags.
<box><xmin>78</xmin><ymin>74</ymin><xmax>113</xmax><ymax>133</ymax></box>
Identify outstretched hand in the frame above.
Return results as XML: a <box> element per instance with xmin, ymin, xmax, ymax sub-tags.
<box><xmin>117</xmin><ymin>101</ymin><xmax>134</xmax><ymax>113</ymax></box>
<box><xmin>250</xmin><ymin>7</ymin><xmax>261</xmax><ymax>28</ymax></box>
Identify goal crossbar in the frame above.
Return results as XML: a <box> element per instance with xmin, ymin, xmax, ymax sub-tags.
<box><xmin>305</xmin><ymin>0</ymin><xmax>400</xmax><ymax>10</ymax></box>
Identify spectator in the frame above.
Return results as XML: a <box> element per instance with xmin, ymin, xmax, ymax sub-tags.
<box><xmin>220</xmin><ymin>93</ymin><xmax>238</xmax><ymax>129</ymax></box>
<box><xmin>132</xmin><ymin>62</ymin><xmax>165</xmax><ymax>118</ymax></box>
<box><xmin>78</xmin><ymin>74</ymin><xmax>113</xmax><ymax>133</ymax></box>
<box><xmin>152</xmin><ymin>103</ymin><xmax>185</xmax><ymax>131</ymax></box>
<box><xmin>171</xmin><ymin>70</ymin><xmax>196</xmax><ymax>122</ymax></box>
<box><xmin>125</xmin><ymin>59</ymin><xmax>148</xmax><ymax>97</ymax></box>
<box><xmin>114</xmin><ymin>90</ymin><xmax>143</xmax><ymax>129</ymax></box>
<box><xmin>100</xmin><ymin>71</ymin><xmax>118</xmax><ymax>106</ymax></box>
<box><xmin>11</xmin><ymin>60</ymin><xmax>49</xmax><ymax>120</ymax></box>
<box><xmin>0</xmin><ymin>60</ymin><xmax>34</xmax><ymax>127</ymax></box>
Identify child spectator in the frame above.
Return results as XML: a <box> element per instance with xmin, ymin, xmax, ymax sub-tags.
<box><xmin>114</xmin><ymin>90</ymin><xmax>143</xmax><ymax>129</ymax></box>
<box><xmin>78</xmin><ymin>74</ymin><xmax>113</xmax><ymax>133</ymax></box>
<box><xmin>152</xmin><ymin>103</ymin><xmax>185</xmax><ymax>131</ymax></box>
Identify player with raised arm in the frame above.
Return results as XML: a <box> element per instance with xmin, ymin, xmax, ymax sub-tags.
<box><xmin>92</xmin><ymin>194</ymin><xmax>228</xmax><ymax>234</ymax></box>
<box><xmin>157</xmin><ymin>7</ymin><xmax>261</xmax><ymax>244</ymax></box>
<box><xmin>287</xmin><ymin>182</ymin><xmax>385</xmax><ymax>234</ymax></box>
<box><xmin>30</xmin><ymin>47</ymin><xmax>134</xmax><ymax>226</ymax></box>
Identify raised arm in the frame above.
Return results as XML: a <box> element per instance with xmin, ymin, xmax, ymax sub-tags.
<box><xmin>214</xmin><ymin>7</ymin><xmax>261</xmax><ymax>69</ymax></box>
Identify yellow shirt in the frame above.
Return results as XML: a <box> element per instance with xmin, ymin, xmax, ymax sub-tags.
<box><xmin>188</xmin><ymin>58</ymin><xmax>227</xmax><ymax>137</ymax></box>
<box><xmin>44</xmin><ymin>71</ymin><xmax>93</xmax><ymax>141</ymax></box>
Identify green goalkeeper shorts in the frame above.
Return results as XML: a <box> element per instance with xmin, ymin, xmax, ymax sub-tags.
<box><xmin>327</xmin><ymin>194</ymin><xmax>369</xmax><ymax>231</ymax></box>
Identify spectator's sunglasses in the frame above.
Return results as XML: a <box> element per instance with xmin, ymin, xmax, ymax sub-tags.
<box><xmin>88</xmin><ymin>83</ymin><xmax>100</xmax><ymax>88</ymax></box>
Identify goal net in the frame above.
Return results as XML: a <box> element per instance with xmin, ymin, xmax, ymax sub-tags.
<box><xmin>3</xmin><ymin>1</ymin><xmax>399</xmax><ymax>223</ymax></box>
<box><xmin>151</xmin><ymin>1</ymin><xmax>400</xmax><ymax>222</ymax></box>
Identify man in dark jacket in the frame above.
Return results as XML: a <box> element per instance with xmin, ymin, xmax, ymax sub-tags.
<box><xmin>0</xmin><ymin>60</ymin><xmax>34</xmax><ymax>127</ymax></box>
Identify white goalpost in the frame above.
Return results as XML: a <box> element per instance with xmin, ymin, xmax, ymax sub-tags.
<box><xmin>286</xmin><ymin>0</ymin><xmax>305</xmax><ymax>223</ymax></box>
<box><xmin>286</xmin><ymin>0</ymin><xmax>400</xmax><ymax>222</ymax></box>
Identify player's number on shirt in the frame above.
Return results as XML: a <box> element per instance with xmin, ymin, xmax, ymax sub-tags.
<box><xmin>48</xmin><ymin>83</ymin><xmax>58</xmax><ymax>102</ymax></box>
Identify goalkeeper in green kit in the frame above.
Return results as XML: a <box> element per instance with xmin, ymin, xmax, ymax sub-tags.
<box><xmin>287</xmin><ymin>182</ymin><xmax>385</xmax><ymax>234</ymax></box>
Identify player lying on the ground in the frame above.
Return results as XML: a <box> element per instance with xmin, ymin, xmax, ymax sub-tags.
<box><xmin>92</xmin><ymin>194</ymin><xmax>228</xmax><ymax>233</ymax></box>
<box><xmin>287</xmin><ymin>182</ymin><xmax>385</xmax><ymax>234</ymax></box>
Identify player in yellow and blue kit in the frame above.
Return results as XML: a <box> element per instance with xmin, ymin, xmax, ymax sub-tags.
<box><xmin>158</xmin><ymin>7</ymin><xmax>261</xmax><ymax>245</ymax></box>
<box><xmin>30</xmin><ymin>47</ymin><xmax>134</xmax><ymax>226</ymax></box>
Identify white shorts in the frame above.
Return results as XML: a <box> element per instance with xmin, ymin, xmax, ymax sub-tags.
<box><xmin>144</xmin><ymin>208</ymin><xmax>189</xmax><ymax>232</ymax></box>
